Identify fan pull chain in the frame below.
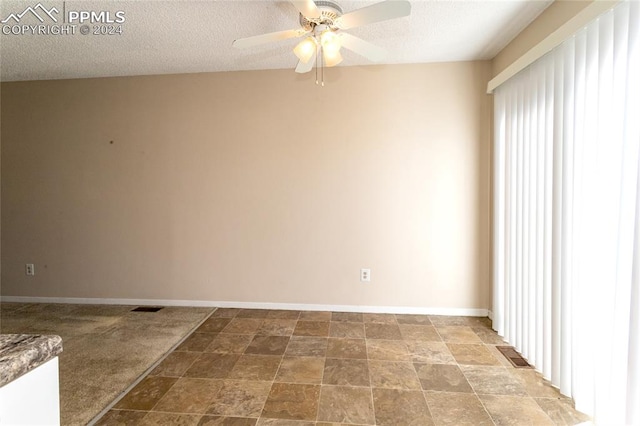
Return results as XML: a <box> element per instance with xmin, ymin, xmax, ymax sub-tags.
<box><xmin>321</xmin><ymin>46</ymin><xmax>325</xmax><ymax>87</ymax></box>
<box><xmin>313</xmin><ymin>43</ymin><xmax>325</xmax><ymax>87</ymax></box>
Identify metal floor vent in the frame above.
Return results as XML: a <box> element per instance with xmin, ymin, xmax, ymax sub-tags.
<box><xmin>131</xmin><ymin>306</ymin><xmax>163</xmax><ymax>312</ymax></box>
<box><xmin>496</xmin><ymin>346</ymin><xmax>533</xmax><ymax>368</ymax></box>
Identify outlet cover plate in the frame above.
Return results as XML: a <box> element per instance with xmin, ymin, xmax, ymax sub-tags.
<box><xmin>25</xmin><ymin>264</ymin><xmax>35</xmax><ymax>276</ymax></box>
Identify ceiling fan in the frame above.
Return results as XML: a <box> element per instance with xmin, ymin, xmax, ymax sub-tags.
<box><xmin>232</xmin><ymin>0</ymin><xmax>411</xmax><ymax>78</ymax></box>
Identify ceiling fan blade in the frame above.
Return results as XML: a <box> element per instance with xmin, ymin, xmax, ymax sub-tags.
<box><xmin>336</xmin><ymin>0</ymin><xmax>411</xmax><ymax>30</ymax></box>
<box><xmin>295</xmin><ymin>53</ymin><xmax>317</xmax><ymax>73</ymax></box>
<box><xmin>339</xmin><ymin>33</ymin><xmax>387</xmax><ymax>62</ymax></box>
<box><xmin>233</xmin><ymin>29</ymin><xmax>307</xmax><ymax>49</ymax></box>
<box><xmin>290</xmin><ymin>0</ymin><xmax>321</xmax><ymax>19</ymax></box>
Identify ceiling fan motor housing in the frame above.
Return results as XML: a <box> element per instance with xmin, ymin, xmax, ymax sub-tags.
<box><xmin>300</xmin><ymin>1</ymin><xmax>343</xmax><ymax>30</ymax></box>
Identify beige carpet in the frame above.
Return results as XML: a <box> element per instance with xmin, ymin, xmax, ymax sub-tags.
<box><xmin>0</xmin><ymin>302</ymin><xmax>214</xmax><ymax>425</ymax></box>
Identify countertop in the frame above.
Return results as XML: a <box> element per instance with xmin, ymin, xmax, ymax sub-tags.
<box><xmin>0</xmin><ymin>334</ymin><xmax>63</xmax><ymax>387</ymax></box>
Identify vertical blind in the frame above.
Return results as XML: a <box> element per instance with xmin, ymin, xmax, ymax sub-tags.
<box><xmin>493</xmin><ymin>1</ymin><xmax>639</xmax><ymax>423</ymax></box>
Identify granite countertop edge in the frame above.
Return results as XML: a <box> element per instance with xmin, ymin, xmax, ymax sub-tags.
<box><xmin>0</xmin><ymin>334</ymin><xmax>63</xmax><ymax>387</ymax></box>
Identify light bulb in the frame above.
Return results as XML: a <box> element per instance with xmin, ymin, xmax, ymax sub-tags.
<box><xmin>293</xmin><ymin>37</ymin><xmax>317</xmax><ymax>63</ymax></box>
<box><xmin>323</xmin><ymin>49</ymin><xmax>343</xmax><ymax>67</ymax></box>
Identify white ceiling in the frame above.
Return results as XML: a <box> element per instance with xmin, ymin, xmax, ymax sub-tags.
<box><xmin>0</xmin><ymin>0</ymin><xmax>552</xmax><ymax>82</ymax></box>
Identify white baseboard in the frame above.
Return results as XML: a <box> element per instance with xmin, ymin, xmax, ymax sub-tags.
<box><xmin>0</xmin><ymin>295</ymin><xmax>489</xmax><ymax>317</ymax></box>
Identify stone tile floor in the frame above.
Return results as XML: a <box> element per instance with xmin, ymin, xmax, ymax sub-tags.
<box><xmin>96</xmin><ymin>309</ymin><xmax>590</xmax><ymax>425</ymax></box>
<box><xmin>0</xmin><ymin>302</ymin><xmax>213</xmax><ymax>426</ymax></box>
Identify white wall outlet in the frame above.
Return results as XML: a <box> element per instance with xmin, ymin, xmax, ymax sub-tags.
<box><xmin>360</xmin><ymin>268</ymin><xmax>371</xmax><ymax>282</ymax></box>
<box><xmin>25</xmin><ymin>264</ymin><xmax>35</xmax><ymax>276</ymax></box>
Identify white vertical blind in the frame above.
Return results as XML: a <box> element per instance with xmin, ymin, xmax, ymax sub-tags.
<box><xmin>493</xmin><ymin>1</ymin><xmax>640</xmax><ymax>423</ymax></box>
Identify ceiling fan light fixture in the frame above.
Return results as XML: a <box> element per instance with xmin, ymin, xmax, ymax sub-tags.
<box><xmin>320</xmin><ymin>30</ymin><xmax>341</xmax><ymax>54</ymax></box>
<box><xmin>323</xmin><ymin>49</ymin><xmax>343</xmax><ymax>67</ymax></box>
<box><xmin>233</xmin><ymin>0</ymin><xmax>412</xmax><ymax>81</ymax></box>
<box><xmin>293</xmin><ymin>36</ymin><xmax>317</xmax><ymax>63</ymax></box>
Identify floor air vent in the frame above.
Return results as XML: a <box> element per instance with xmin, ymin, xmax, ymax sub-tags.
<box><xmin>496</xmin><ymin>346</ymin><xmax>533</xmax><ymax>368</ymax></box>
<box><xmin>131</xmin><ymin>306</ymin><xmax>163</xmax><ymax>312</ymax></box>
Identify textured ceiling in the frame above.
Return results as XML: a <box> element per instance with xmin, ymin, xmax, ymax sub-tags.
<box><xmin>0</xmin><ymin>0</ymin><xmax>552</xmax><ymax>82</ymax></box>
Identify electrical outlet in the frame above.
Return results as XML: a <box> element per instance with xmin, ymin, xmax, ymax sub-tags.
<box><xmin>360</xmin><ymin>268</ymin><xmax>371</xmax><ymax>282</ymax></box>
<box><xmin>25</xmin><ymin>264</ymin><xmax>35</xmax><ymax>276</ymax></box>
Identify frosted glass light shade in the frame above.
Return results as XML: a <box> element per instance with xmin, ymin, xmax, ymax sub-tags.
<box><xmin>320</xmin><ymin>30</ymin><xmax>341</xmax><ymax>54</ymax></box>
<box><xmin>323</xmin><ymin>49</ymin><xmax>343</xmax><ymax>67</ymax></box>
<box><xmin>293</xmin><ymin>37</ymin><xmax>316</xmax><ymax>63</ymax></box>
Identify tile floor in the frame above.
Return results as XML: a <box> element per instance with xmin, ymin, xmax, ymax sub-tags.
<box><xmin>96</xmin><ymin>309</ymin><xmax>589</xmax><ymax>425</ymax></box>
<box><xmin>0</xmin><ymin>302</ymin><xmax>213</xmax><ymax>425</ymax></box>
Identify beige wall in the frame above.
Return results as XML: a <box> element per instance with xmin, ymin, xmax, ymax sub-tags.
<box><xmin>1</xmin><ymin>62</ymin><xmax>492</xmax><ymax>310</ymax></box>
